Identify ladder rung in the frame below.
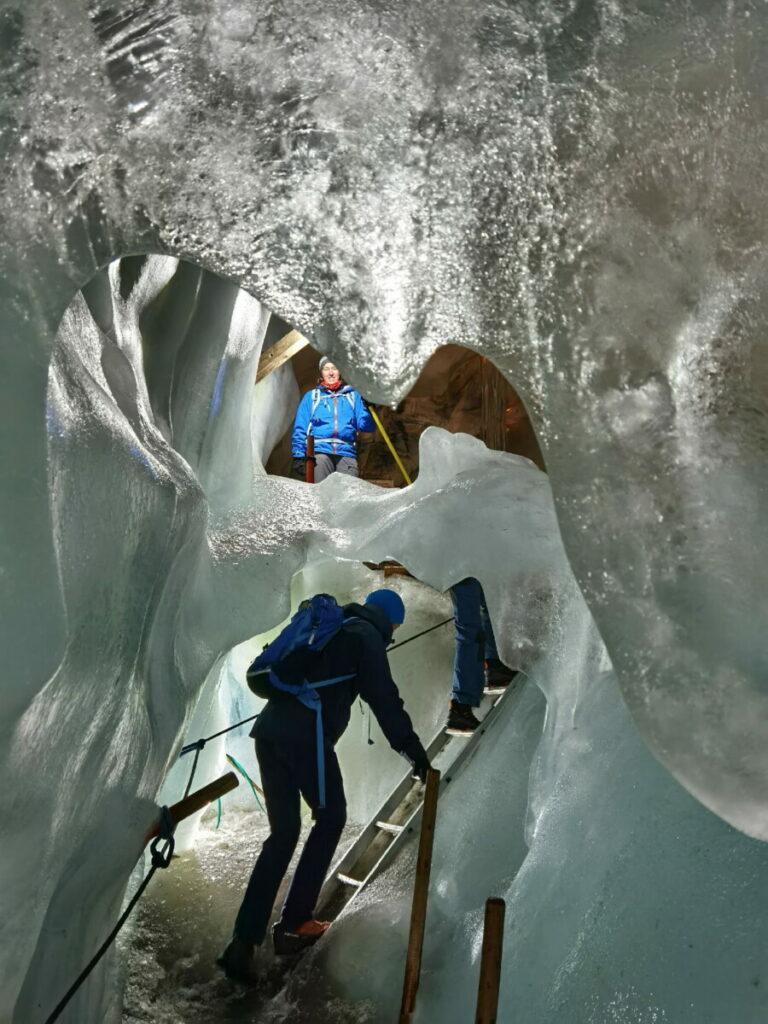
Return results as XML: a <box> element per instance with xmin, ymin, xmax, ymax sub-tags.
<box><xmin>337</xmin><ymin>872</ymin><xmax>363</xmax><ymax>887</ymax></box>
<box><xmin>376</xmin><ymin>820</ymin><xmax>405</xmax><ymax>835</ymax></box>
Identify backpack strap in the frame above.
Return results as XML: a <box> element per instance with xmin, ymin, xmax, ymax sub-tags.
<box><xmin>309</xmin><ymin>387</ymin><xmax>323</xmax><ymax>419</ymax></box>
<box><xmin>308</xmin><ymin>388</ymin><xmax>323</xmax><ymax>434</ymax></box>
<box><xmin>270</xmin><ymin>671</ymin><xmax>355</xmax><ymax>808</ymax></box>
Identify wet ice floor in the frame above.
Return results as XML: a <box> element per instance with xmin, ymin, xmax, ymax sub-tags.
<box><xmin>121</xmin><ymin>806</ymin><xmax>362</xmax><ymax>1023</ymax></box>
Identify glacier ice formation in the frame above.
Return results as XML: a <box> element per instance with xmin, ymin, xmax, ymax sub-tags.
<box><xmin>3</xmin><ymin>2</ymin><xmax>768</xmax><ymax>1021</ymax></box>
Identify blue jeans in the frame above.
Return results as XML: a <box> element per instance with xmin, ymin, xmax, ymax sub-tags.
<box><xmin>233</xmin><ymin>725</ymin><xmax>346</xmax><ymax>945</ymax></box>
<box><xmin>450</xmin><ymin>578</ymin><xmax>499</xmax><ymax>707</ymax></box>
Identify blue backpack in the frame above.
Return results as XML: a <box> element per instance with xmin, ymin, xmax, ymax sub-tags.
<box><xmin>246</xmin><ymin>594</ymin><xmax>356</xmax><ymax>807</ymax></box>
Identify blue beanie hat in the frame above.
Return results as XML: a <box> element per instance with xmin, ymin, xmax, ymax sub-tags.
<box><xmin>364</xmin><ymin>589</ymin><xmax>405</xmax><ymax>625</ymax></box>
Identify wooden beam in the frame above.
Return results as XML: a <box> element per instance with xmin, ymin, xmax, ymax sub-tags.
<box><xmin>255</xmin><ymin>329</ymin><xmax>309</xmax><ymax>383</ymax></box>
<box><xmin>145</xmin><ymin>772</ymin><xmax>239</xmax><ymax>842</ymax></box>
<box><xmin>475</xmin><ymin>898</ymin><xmax>506</xmax><ymax>1024</ymax></box>
<box><xmin>399</xmin><ymin>768</ymin><xmax>441</xmax><ymax>1023</ymax></box>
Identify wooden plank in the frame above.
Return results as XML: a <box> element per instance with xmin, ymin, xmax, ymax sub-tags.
<box><xmin>376</xmin><ymin>821</ymin><xmax>405</xmax><ymax>835</ymax></box>
<box><xmin>255</xmin><ymin>329</ymin><xmax>309</xmax><ymax>383</ymax></box>
<box><xmin>145</xmin><ymin>772</ymin><xmax>239</xmax><ymax>841</ymax></box>
<box><xmin>399</xmin><ymin>768</ymin><xmax>441</xmax><ymax>1023</ymax></box>
<box><xmin>337</xmin><ymin>872</ymin><xmax>363</xmax><ymax>887</ymax></box>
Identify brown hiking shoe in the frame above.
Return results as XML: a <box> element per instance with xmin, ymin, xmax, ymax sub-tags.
<box><xmin>273</xmin><ymin>919</ymin><xmax>331</xmax><ymax>955</ymax></box>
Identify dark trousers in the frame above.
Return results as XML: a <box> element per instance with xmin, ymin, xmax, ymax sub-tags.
<box><xmin>234</xmin><ymin>730</ymin><xmax>347</xmax><ymax>945</ymax></box>
<box><xmin>450</xmin><ymin>577</ymin><xmax>499</xmax><ymax>706</ymax></box>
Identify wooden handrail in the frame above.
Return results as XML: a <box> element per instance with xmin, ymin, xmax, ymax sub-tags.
<box><xmin>475</xmin><ymin>897</ymin><xmax>506</xmax><ymax>1023</ymax></box>
<box><xmin>399</xmin><ymin>767</ymin><xmax>441</xmax><ymax>1022</ymax></box>
<box><xmin>145</xmin><ymin>772</ymin><xmax>239</xmax><ymax>842</ymax></box>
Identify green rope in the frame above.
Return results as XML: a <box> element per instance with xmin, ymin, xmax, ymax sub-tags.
<box><xmin>215</xmin><ymin>797</ymin><xmax>222</xmax><ymax>829</ymax></box>
<box><xmin>225</xmin><ymin>754</ymin><xmax>265</xmax><ymax>812</ymax></box>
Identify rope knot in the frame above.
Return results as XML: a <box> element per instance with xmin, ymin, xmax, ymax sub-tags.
<box><xmin>149</xmin><ymin>806</ymin><xmax>176</xmax><ymax>869</ymax></box>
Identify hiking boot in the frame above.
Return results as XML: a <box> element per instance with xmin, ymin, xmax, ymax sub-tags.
<box><xmin>217</xmin><ymin>934</ymin><xmax>255</xmax><ymax>982</ymax></box>
<box><xmin>272</xmin><ymin>919</ymin><xmax>331</xmax><ymax>956</ymax></box>
<box><xmin>484</xmin><ymin>659</ymin><xmax>519</xmax><ymax>693</ymax></box>
<box><xmin>446</xmin><ymin>700</ymin><xmax>480</xmax><ymax>735</ymax></box>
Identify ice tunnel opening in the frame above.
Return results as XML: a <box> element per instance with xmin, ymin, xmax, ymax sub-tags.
<box><xmin>45</xmin><ymin>246</ymin><xmax>768</xmax><ymax>1024</ymax></box>
<box><xmin>41</xmin><ymin>253</ymin><xmax>569</xmax><ymax>1023</ymax></box>
<box><xmin>46</xmin><ymin>248</ymin><xmax>551</xmax><ymax>826</ymax></box>
<box><xmin>50</xmin><ymin>253</ymin><xmax>547</xmax><ymax>496</ymax></box>
<box><xmin>32</xmin><ymin>257</ymin><xmax>768</xmax><ymax>1024</ymax></box>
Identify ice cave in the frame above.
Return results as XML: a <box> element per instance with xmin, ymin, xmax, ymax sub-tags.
<box><xmin>3</xmin><ymin>2</ymin><xmax>768</xmax><ymax>1022</ymax></box>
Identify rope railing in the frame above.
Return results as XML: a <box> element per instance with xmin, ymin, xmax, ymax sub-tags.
<box><xmin>43</xmin><ymin>770</ymin><xmax>239</xmax><ymax>1023</ymax></box>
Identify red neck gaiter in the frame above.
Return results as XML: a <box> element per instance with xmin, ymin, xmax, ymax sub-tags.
<box><xmin>321</xmin><ymin>379</ymin><xmax>344</xmax><ymax>391</ymax></box>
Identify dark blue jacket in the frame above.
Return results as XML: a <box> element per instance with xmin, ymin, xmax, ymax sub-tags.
<box><xmin>291</xmin><ymin>383</ymin><xmax>375</xmax><ymax>459</ymax></box>
<box><xmin>251</xmin><ymin>603</ymin><xmax>427</xmax><ymax>767</ymax></box>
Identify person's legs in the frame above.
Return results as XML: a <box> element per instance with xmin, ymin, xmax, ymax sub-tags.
<box><xmin>478</xmin><ymin>588</ymin><xmax>518</xmax><ymax>688</ymax></box>
<box><xmin>232</xmin><ymin>734</ymin><xmax>302</xmax><ymax>946</ymax></box>
<box><xmin>479</xmin><ymin>591</ymin><xmax>499</xmax><ymax>662</ymax></box>
<box><xmin>313</xmin><ymin>453</ymin><xmax>335</xmax><ymax>482</ymax></box>
<box><xmin>450</xmin><ymin>577</ymin><xmax>485</xmax><ymax>707</ymax></box>
<box><xmin>334</xmin><ymin>455</ymin><xmax>359</xmax><ymax>477</ymax></box>
<box><xmin>278</xmin><ymin>743</ymin><xmax>347</xmax><ymax>932</ymax></box>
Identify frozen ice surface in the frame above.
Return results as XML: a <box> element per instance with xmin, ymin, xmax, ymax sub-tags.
<box><xmin>4</xmin><ymin>1</ymin><xmax>768</xmax><ymax>1022</ymax></box>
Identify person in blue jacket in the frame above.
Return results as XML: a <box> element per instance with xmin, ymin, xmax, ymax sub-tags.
<box><xmin>218</xmin><ymin>589</ymin><xmax>430</xmax><ymax>980</ymax></box>
<box><xmin>291</xmin><ymin>356</ymin><xmax>375</xmax><ymax>481</ymax></box>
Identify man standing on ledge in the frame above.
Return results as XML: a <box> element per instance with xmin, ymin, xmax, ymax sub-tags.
<box><xmin>219</xmin><ymin>588</ymin><xmax>430</xmax><ymax>980</ymax></box>
<box><xmin>291</xmin><ymin>356</ymin><xmax>375</xmax><ymax>481</ymax></box>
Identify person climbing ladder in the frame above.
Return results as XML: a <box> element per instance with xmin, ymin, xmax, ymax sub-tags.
<box><xmin>446</xmin><ymin>577</ymin><xmax>518</xmax><ymax>735</ymax></box>
<box><xmin>218</xmin><ymin>588</ymin><xmax>430</xmax><ymax>981</ymax></box>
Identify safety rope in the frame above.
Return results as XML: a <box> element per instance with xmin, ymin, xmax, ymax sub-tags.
<box><xmin>389</xmin><ymin>617</ymin><xmax>453</xmax><ymax>652</ymax></box>
<box><xmin>44</xmin><ymin>807</ymin><xmax>178</xmax><ymax>1024</ymax></box>
<box><xmin>367</xmin><ymin>405</ymin><xmax>412</xmax><ymax>485</ymax></box>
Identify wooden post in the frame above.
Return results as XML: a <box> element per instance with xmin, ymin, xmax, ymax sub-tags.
<box><xmin>306</xmin><ymin>433</ymin><xmax>315</xmax><ymax>483</ymax></box>
<box><xmin>399</xmin><ymin>767</ymin><xmax>441</xmax><ymax>1023</ymax></box>
<box><xmin>474</xmin><ymin>898</ymin><xmax>506</xmax><ymax>1024</ymax></box>
<box><xmin>145</xmin><ymin>772</ymin><xmax>239</xmax><ymax>842</ymax></box>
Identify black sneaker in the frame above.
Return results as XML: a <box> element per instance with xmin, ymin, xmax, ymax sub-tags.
<box><xmin>272</xmin><ymin>919</ymin><xmax>330</xmax><ymax>956</ymax></box>
<box><xmin>446</xmin><ymin>700</ymin><xmax>480</xmax><ymax>735</ymax></box>
<box><xmin>217</xmin><ymin>934</ymin><xmax>255</xmax><ymax>982</ymax></box>
<box><xmin>484</xmin><ymin>659</ymin><xmax>518</xmax><ymax>693</ymax></box>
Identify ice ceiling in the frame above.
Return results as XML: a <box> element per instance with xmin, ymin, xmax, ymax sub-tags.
<box><xmin>3</xmin><ymin>0</ymin><xmax>768</xmax><ymax>1019</ymax></box>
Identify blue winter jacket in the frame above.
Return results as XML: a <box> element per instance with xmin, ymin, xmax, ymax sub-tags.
<box><xmin>291</xmin><ymin>383</ymin><xmax>375</xmax><ymax>458</ymax></box>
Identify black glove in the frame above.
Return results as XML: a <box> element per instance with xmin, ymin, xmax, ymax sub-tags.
<box><xmin>411</xmin><ymin>749</ymin><xmax>431</xmax><ymax>784</ymax></box>
<box><xmin>292</xmin><ymin>457</ymin><xmax>306</xmax><ymax>479</ymax></box>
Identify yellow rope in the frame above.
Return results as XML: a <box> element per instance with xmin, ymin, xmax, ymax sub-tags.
<box><xmin>368</xmin><ymin>405</ymin><xmax>413</xmax><ymax>485</ymax></box>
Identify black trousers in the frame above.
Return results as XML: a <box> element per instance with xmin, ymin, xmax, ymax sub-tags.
<box><xmin>234</xmin><ymin>729</ymin><xmax>347</xmax><ymax>945</ymax></box>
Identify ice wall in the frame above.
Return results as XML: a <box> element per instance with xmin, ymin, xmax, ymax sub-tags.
<box><xmin>4</xmin><ymin>0</ymin><xmax>768</xmax><ymax>838</ymax></box>
<box><xmin>3</xmin><ymin>1</ymin><xmax>768</xmax><ymax>1021</ymax></box>
<box><xmin>305</xmin><ymin>639</ymin><xmax>768</xmax><ymax>1024</ymax></box>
